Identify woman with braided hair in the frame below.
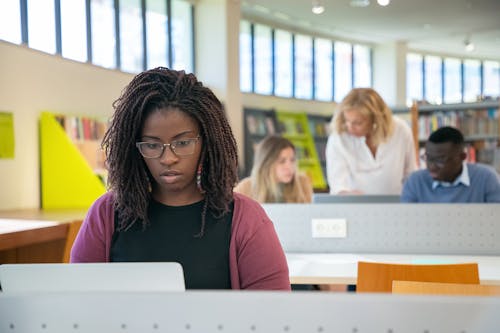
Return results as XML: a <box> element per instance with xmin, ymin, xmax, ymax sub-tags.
<box><xmin>71</xmin><ymin>67</ymin><xmax>290</xmax><ymax>290</ymax></box>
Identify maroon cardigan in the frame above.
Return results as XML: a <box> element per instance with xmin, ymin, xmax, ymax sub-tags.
<box><xmin>70</xmin><ymin>192</ymin><xmax>291</xmax><ymax>290</ymax></box>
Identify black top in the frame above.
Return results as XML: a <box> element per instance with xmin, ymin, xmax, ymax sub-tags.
<box><xmin>110</xmin><ymin>199</ymin><xmax>233</xmax><ymax>289</ymax></box>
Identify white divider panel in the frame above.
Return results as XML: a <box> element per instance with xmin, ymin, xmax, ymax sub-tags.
<box><xmin>1</xmin><ymin>291</ymin><xmax>499</xmax><ymax>333</ymax></box>
<box><xmin>263</xmin><ymin>204</ymin><xmax>500</xmax><ymax>255</ymax></box>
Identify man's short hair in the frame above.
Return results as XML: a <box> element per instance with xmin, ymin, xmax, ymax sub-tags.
<box><xmin>428</xmin><ymin>126</ymin><xmax>464</xmax><ymax>145</ymax></box>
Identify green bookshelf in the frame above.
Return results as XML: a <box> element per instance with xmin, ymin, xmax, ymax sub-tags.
<box><xmin>275</xmin><ymin>110</ymin><xmax>327</xmax><ymax>190</ymax></box>
<box><xmin>40</xmin><ymin>112</ymin><xmax>107</xmax><ymax>209</ymax></box>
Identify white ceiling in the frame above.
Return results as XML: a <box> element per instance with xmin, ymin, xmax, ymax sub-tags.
<box><xmin>241</xmin><ymin>0</ymin><xmax>500</xmax><ymax>60</ymax></box>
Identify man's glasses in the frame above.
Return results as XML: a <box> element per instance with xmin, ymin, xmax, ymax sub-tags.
<box><xmin>136</xmin><ymin>136</ymin><xmax>200</xmax><ymax>158</ymax></box>
<box><xmin>420</xmin><ymin>153</ymin><xmax>450</xmax><ymax>168</ymax></box>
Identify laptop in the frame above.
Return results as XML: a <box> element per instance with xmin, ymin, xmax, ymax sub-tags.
<box><xmin>312</xmin><ymin>193</ymin><xmax>401</xmax><ymax>203</ymax></box>
<box><xmin>0</xmin><ymin>262</ymin><xmax>185</xmax><ymax>293</ymax></box>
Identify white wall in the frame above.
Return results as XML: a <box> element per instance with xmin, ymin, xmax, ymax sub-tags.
<box><xmin>0</xmin><ymin>41</ymin><xmax>133</xmax><ymax>210</ymax></box>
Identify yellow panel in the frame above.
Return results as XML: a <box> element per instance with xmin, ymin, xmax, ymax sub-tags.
<box><xmin>40</xmin><ymin>112</ymin><xmax>106</xmax><ymax>209</ymax></box>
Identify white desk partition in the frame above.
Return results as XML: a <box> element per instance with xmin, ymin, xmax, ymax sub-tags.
<box><xmin>263</xmin><ymin>203</ymin><xmax>500</xmax><ymax>255</ymax></box>
<box><xmin>1</xmin><ymin>291</ymin><xmax>500</xmax><ymax>332</ymax></box>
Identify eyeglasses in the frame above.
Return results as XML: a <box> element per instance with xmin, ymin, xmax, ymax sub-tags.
<box><xmin>136</xmin><ymin>136</ymin><xmax>200</xmax><ymax>158</ymax></box>
<box><xmin>420</xmin><ymin>153</ymin><xmax>450</xmax><ymax>168</ymax></box>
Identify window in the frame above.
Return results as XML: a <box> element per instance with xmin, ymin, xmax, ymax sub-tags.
<box><xmin>61</xmin><ymin>0</ymin><xmax>87</xmax><ymax>62</ymax></box>
<box><xmin>171</xmin><ymin>0</ymin><xmax>193</xmax><ymax>73</ymax></box>
<box><xmin>294</xmin><ymin>34</ymin><xmax>313</xmax><ymax>99</ymax></box>
<box><xmin>406</xmin><ymin>53</ymin><xmax>423</xmax><ymax>106</ymax></box>
<box><xmin>483</xmin><ymin>61</ymin><xmax>500</xmax><ymax>98</ymax></box>
<box><xmin>463</xmin><ymin>59</ymin><xmax>481</xmax><ymax>102</ymax></box>
<box><xmin>120</xmin><ymin>0</ymin><xmax>143</xmax><ymax>73</ymax></box>
<box><xmin>353</xmin><ymin>44</ymin><xmax>371</xmax><ymax>87</ymax></box>
<box><xmin>443</xmin><ymin>58</ymin><xmax>461</xmax><ymax>103</ymax></box>
<box><xmin>314</xmin><ymin>38</ymin><xmax>333</xmax><ymax>101</ymax></box>
<box><xmin>0</xmin><ymin>0</ymin><xmax>21</xmax><ymax>44</ymax></box>
<box><xmin>146</xmin><ymin>0</ymin><xmax>168</xmax><ymax>69</ymax></box>
<box><xmin>334</xmin><ymin>41</ymin><xmax>352</xmax><ymax>102</ymax></box>
<box><xmin>91</xmin><ymin>0</ymin><xmax>116</xmax><ymax>69</ymax></box>
<box><xmin>239</xmin><ymin>21</ymin><xmax>252</xmax><ymax>93</ymax></box>
<box><xmin>253</xmin><ymin>24</ymin><xmax>272</xmax><ymax>95</ymax></box>
<box><xmin>274</xmin><ymin>29</ymin><xmax>293</xmax><ymax>97</ymax></box>
<box><xmin>424</xmin><ymin>55</ymin><xmax>442</xmax><ymax>104</ymax></box>
<box><xmin>27</xmin><ymin>0</ymin><xmax>56</xmax><ymax>54</ymax></box>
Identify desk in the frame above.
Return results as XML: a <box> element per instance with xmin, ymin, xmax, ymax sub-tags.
<box><xmin>0</xmin><ymin>209</ymin><xmax>86</xmax><ymax>263</ymax></box>
<box><xmin>287</xmin><ymin>253</ymin><xmax>500</xmax><ymax>285</ymax></box>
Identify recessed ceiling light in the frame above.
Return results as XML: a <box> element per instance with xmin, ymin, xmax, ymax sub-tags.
<box><xmin>350</xmin><ymin>0</ymin><xmax>370</xmax><ymax>7</ymax></box>
<box><xmin>377</xmin><ymin>0</ymin><xmax>390</xmax><ymax>6</ymax></box>
<box><xmin>312</xmin><ymin>0</ymin><xmax>325</xmax><ymax>14</ymax></box>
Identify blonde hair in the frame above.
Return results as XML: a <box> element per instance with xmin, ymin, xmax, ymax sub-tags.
<box><xmin>331</xmin><ymin>87</ymin><xmax>394</xmax><ymax>146</ymax></box>
<box><xmin>249</xmin><ymin>136</ymin><xmax>309</xmax><ymax>203</ymax></box>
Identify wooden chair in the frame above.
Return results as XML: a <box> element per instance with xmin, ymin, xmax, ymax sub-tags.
<box><xmin>62</xmin><ymin>220</ymin><xmax>83</xmax><ymax>263</ymax></box>
<box><xmin>356</xmin><ymin>261</ymin><xmax>479</xmax><ymax>293</ymax></box>
<box><xmin>392</xmin><ymin>280</ymin><xmax>500</xmax><ymax>296</ymax></box>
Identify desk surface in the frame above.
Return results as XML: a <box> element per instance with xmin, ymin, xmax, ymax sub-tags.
<box><xmin>0</xmin><ymin>210</ymin><xmax>87</xmax><ymax>262</ymax></box>
<box><xmin>287</xmin><ymin>253</ymin><xmax>500</xmax><ymax>285</ymax></box>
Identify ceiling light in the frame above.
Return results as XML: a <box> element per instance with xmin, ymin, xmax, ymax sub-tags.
<box><xmin>350</xmin><ymin>0</ymin><xmax>370</xmax><ymax>7</ymax></box>
<box><xmin>464</xmin><ymin>36</ymin><xmax>475</xmax><ymax>52</ymax></box>
<box><xmin>377</xmin><ymin>0</ymin><xmax>390</xmax><ymax>6</ymax></box>
<box><xmin>312</xmin><ymin>0</ymin><xmax>325</xmax><ymax>14</ymax></box>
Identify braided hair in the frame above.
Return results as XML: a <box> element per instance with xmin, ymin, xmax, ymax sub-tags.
<box><xmin>102</xmin><ymin>67</ymin><xmax>238</xmax><ymax>235</ymax></box>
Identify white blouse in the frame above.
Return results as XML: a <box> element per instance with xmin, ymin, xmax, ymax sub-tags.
<box><xmin>325</xmin><ymin>116</ymin><xmax>417</xmax><ymax>195</ymax></box>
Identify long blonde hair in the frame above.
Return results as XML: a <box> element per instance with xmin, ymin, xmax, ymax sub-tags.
<box><xmin>249</xmin><ymin>136</ymin><xmax>309</xmax><ymax>203</ymax></box>
<box><xmin>332</xmin><ymin>87</ymin><xmax>394</xmax><ymax>146</ymax></box>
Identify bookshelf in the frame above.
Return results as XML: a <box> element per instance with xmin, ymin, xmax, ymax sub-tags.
<box><xmin>306</xmin><ymin>114</ymin><xmax>331</xmax><ymax>187</ymax></box>
<box><xmin>275</xmin><ymin>110</ymin><xmax>327</xmax><ymax>190</ymax></box>
<box><xmin>413</xmin><ymin>100</ymin><xmax>500</xmax><ymax>171</ymax></box>
<box><xmin>39</xmin><ymin>112</ymin><xmax>107</xmax><ymax>209</ymax></box>
<box><xmin>243</xmin><ymin>107</ymin><xmax>278</xmax><ymax>176</ymax></box>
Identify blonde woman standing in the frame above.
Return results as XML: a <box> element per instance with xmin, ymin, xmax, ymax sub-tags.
<box><xmin>326</xmin><ymin>88</ymin><xmax>417</xmax><ymax>195</ymax></box>
<box><xmin>235</xmin><ymin>136</ymin><xmax>313</xmax><ymax>203</ymax></box>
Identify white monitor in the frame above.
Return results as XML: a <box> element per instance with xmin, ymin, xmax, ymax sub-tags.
<box><xmin>0</xmin><ymin>262</ymin><xmax>185</xmax><ymax>293</ymax></box>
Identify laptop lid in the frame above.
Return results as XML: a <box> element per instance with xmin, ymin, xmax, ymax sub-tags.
<box><xmin>0</xmin><ymin>262</ymin><xmax>185</xmax><ymax>293</ymax></box>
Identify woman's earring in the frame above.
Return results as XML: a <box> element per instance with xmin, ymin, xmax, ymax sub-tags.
<box><xmin>197</xmin><ymin>164</ymin><xmax>205</xmax><ymax>194</ymax></box>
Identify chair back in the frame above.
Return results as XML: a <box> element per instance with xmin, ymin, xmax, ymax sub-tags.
<box><xmin>392</xmin><ymin>280</ymin><xmax>500</xmax><ymax>296</ymax></box>
<box><xmin>62</xmin><ymin>220</ymin><xmax>83</xmax><ymax>263</ymax></box>
<box><xmin>356</xmin><ymin>261</ymin><xmax>479</xmax><ymax>293</ymax></box>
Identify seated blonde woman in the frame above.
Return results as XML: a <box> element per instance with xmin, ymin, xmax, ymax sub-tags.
<box><xmin>235</xmin><ymin>136</ymin><xmax>312</xmax><ymax>203</ymax></box>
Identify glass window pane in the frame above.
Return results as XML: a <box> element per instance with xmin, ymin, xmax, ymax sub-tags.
<box><xmin>483</xmin><ymin>60</ymin><xmax>500</xmax><ymax>98</ymax></box>
<box><xmin>61</xmin><ymin>0</ymin><xmax>87</xmax><ymax>62</ymax></box>
<box><xmin>334</xmin><ymin>41</ymin><xmax>352</xmax><ymax>102</ymax></box>
<box><xmin>406</xmin><ymin>53</ymin><xmax>423</xmax><ymax>106</ymax></box>
<box><xmin>443</xmin><ymin>58</ymin><xmax>461</xmax><ymax>104</ymax></box>
<box><xmin>146</xmin><ymin>0</ymin><xmax>168</xmax><ymax>69</ymax></box>
<box><xmin>120</xmin><ymin>0</ymin><xmax>143</xmax><ymax>73</ymax></box>
<box><xmin>254</xmin><ymin>24</ymin><xmax>272</xmax><ymax>95</ymax></box>
<box><xmin>239</xmin><ymin>20</ymin><xmax>252</xmax><ymax>93</ymax></box>
<box><xmin>0</xmin><ymin>0</ymin><xmax>21</xmax><ymax>44</ymax></box>
<box><xmin>294</xmin><ymin>34</ymin><xmax>313</xmax><ymax>99</ymax></box>
<box><xmin>424</xmin><ymin>55</ymin><xmax>442</xmax><ymax>104</ymax></box>
<box><xmin>314</xmin><ymin>38</ymin><xmax>332</xmax><ymax>101</ymax></box>
<box><xmin>27</xmin><ymin>0</ymin><xmax>56</xmax><ymax>53</ymax></box>
<box><xmin>463</xmin><ymin>59</ymin><xmax>481</xmax><ymax>102</ymax></box>
<box><xmin>171</xmin><ymin>0</ymin><xmax>193</xmax><ymax>73</ymax></box>
<box><xmin>274</xmin><ymin>29</ymin><xmax>292</xmax><ymax>98</ymax></box>
<box><xmin>91</xmin><ymin>0</ymin><xmax>116</xmax><ymax>69</ymax></box>
<box><xmin>353</xmin><ymin>44</ymin><xmax>371</xmax><ymax>87</ymax></box>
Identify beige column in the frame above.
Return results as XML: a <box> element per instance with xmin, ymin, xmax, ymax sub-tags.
<box><xmin>195</xmin><ymin>0</ymin><xmax>243</xmax><ymax>166</ymax></box>
<box><xmin>372</xmin><ymin>41</ymin><xmax>407</xmax><ymax>106</ymax></box>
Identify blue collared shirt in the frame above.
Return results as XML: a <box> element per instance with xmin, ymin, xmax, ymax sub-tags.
<box><xmin>432</xmin><ymin>162</ymin><xmax>470</xmax><ymax>190</ymax></box>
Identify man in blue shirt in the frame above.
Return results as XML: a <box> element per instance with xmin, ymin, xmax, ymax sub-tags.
<box><xmin>401</xmin><ymin>126</ymin><xmax>500</xmax><ymax>203</ymax></box>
